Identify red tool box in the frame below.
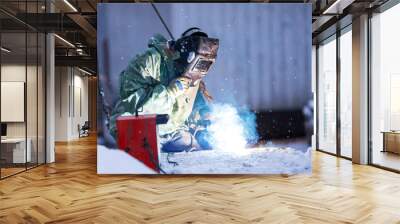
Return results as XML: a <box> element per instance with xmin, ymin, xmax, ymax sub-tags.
<box><xmin>116</xmin><ymin>114</ymin><xmax>168</xmax><ymax>173</ymax></box>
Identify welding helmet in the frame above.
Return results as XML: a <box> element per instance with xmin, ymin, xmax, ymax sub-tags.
<box><xmin>173</xmin><ymin>27</ymin><xmax>219</xmax><ymax>84</ymax></box>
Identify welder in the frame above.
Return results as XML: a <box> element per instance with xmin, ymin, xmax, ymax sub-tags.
<box><xmin>109</xmin><ymin>27</ymin><xmax>219</xmax><ymax>153</ymax></box>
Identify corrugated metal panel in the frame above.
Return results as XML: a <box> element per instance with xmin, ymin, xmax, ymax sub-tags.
<box><xmin>98</xmin><ymin>3</ymin><xmax>312</xmax><ymax>111</ymax></box>
<box><xmin>171</xmin><ymin>3</ymin><xmax>312</xmax><ymax>110</ymax></box>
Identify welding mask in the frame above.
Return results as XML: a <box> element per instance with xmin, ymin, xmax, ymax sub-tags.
<box><xmin>172</xmin><ymin>28</ymin><xmax>219</xmax><ymax>85</ymax></box>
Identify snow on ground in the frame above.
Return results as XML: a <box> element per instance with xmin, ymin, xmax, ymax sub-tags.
<box><xmin>160</xmin><ymin>146</ymin><xmax>311</xmax><ymax>174</ymax></box>
<box><xmin>97</xmin><ymin>145</ymin><xmax>156</xmax><ymax>174</ymax></box>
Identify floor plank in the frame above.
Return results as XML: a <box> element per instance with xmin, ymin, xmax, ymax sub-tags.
<box><xmin>1</xmin><ymin>136</ymin><xmax>400</xmax><ymax>224</ymax></box>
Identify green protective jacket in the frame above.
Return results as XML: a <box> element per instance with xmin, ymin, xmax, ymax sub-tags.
<box><xmin>109</xmin><ymin>34</ymin><xmax>208</xmax><ymax>138</ymax></box>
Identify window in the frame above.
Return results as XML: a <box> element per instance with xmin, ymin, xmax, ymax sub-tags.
<box><xmin>0</xmin><ymin>1</ymin><xmax>47</xmax><ymax>179</ymax></box>
<box><xmin>339</xmin><ymin>27</ymin><xmax>352</xmax><ymax>158</ymax></box>
<box><xmin>317</xmin><ymin>36</ymin><xmax>337</xmax><ymax>154</ymax></box>
<box><xmin>370</xmin><ymin>2</ymin><xmax>400</xmax><ymax>171</ymax></box>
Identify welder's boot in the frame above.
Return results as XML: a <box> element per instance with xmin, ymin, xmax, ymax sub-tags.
<box><xmin>160</xmin><ymin>130</ymin><xmax>201</xmax><ymax>153</ymax></box>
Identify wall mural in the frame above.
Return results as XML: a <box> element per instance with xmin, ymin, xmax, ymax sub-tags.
<box><xmin>97</xmin><ymin>3</ymin><xmax>312</xmax><ymax>174</ymax></box>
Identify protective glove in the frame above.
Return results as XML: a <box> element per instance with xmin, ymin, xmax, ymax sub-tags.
<box><xmin>167</xmin><ymin>77</ymin><xmax>191</xmax><ymax>97</ymax></box>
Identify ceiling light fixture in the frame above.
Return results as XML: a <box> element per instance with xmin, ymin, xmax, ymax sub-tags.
<box><xmin>54</xmin><ymin>34</ymin><xmax>75</xmax><ymax>48</ymax></box>
<box><xmin>322</xmin><ymin>0</ymin><xmax>354</xmax><ymax>15</ymax></box>
<box><xmin>78</xmin><ymin>67</ymin><xmax>93</xmax><ymax>76</ymax></box>
<box><xmin>63</xmin><ymin>0</ymin><xmax>78</xmax><ymax>12</ymax></box>
<box><xmin>1</xmin><ymin>47</ymin><xmax>11</xmax><ymax>53</ymax></box>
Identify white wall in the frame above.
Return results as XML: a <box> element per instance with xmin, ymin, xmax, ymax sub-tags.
<box><xmin>55</xmin><ymin>67</ymin><xmax>69</xmax><ymax>141</ymax></box>
<box><xmin>1</xmin><ymin>65</ymin><xmax>26</xmax><ymax>140</ymax></box>
<box><xmin>1</xmin><ymin>63</ymin><xmax>46</xmax><ymax>163</ymax></box>
<box><xmin>1</xmin><ymin>65</ymin><xmax>25</xmax><ymax>132</ymax></box>
<box><xmin>1</xmin><ymin>65</ymin><xmax>41</xmax><ymax>137</ymax></box>
<box><xmin>71</xmin><ymin>73</ymin><xmax>89</xmax><ymax>138</ymax></box>
<box><xmin>55</xmin><ymin>67</ymin><xmax>89</xmax><ymax>141</ymax></box>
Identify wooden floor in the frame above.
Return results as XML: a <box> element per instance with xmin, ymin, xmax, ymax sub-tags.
<box><xmin>0</xmin><ymin>167</ymin><xmax>26</xmax><ymax>178</ymax></box>
<box><xmin>1</xmin><ymin>136</ymin><xmax>400</xmax><ymax>224</ymax></box>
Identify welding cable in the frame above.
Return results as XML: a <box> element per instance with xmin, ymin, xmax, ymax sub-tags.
<box><xmin>124</xmin><ymin>143</ymin><xmax>166</xmax><ymax>174</ymax></box>
<box><xmin>166</xmin><ymin>153</ymin><xmax>178</xmax><ymax>166</ymax></box>
<box><xmin>142</xmin><ymin>138</ymin><xmax>167</xmax><ymax>174</ymax></box>
<box><xmin>124</xmin><ymin>119</ymin><xmax>166</xmax><ymax>174</ymax></box>
<box><xmin>150</xmin><ymin>2</ymin><xmax>175</xmax><ymax>40</ymax></box>
<box><xmin>143</xmin><ymin>119</ymin><xmax>167</xmax><ymax>174</ymax></box>
<box><xmin>125</xmin><ymin>144</ymin><xmax>166</xmax><ymax>174</ymax></box>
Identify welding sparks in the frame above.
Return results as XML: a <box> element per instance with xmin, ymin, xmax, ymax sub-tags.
<box><xmin>206</xmin><ymin>103</ymin><xmax>258</xmax><ymax>156</ymax></box>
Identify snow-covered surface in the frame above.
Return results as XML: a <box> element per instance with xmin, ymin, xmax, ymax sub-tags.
<box><xmin>160</xmin><ymin>146</ymin><xmax>311</xmax><ymax>174</ymax></box>
<box><xmin>97</xmin><ymin>144</ymin><xmax>311</xmax><ymax>175</ymax></box>
<box><xmin>97</xmin><ymin>145</ymin><xmax>156</xmax><ymax>174</ymax></box>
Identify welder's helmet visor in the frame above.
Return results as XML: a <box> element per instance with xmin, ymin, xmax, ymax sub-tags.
<box><xmin>192</xmin><ymin>58</ymin><xmax>214</xmax><ymax>73</ymax></box>
<box><xmin>175</xmin><ymin>36</ymin><xmax>219</xmax><ymax>77</ymax></box>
